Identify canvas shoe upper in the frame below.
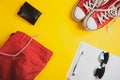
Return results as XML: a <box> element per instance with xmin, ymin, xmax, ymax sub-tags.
<box><xmin>73</xmin><ymin>0</ymin><xmax>109</xmax><ymax>21</ymax></box>
<box><xmin>83</xmin><ymin>0</ymin><xmax>120</xmax><ymax>31</ymax></box>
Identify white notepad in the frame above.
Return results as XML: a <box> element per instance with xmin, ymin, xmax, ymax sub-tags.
<box><xmin>67</xmin><ymin>42</ymin><xmax>120</xmax><ymax>80</ymax></box>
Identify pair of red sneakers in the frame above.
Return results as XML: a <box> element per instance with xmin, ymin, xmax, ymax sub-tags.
<box><xmin>73</xmin><ymin>0</ymin><xmax>120</xmax><ymax>31</ymax></box>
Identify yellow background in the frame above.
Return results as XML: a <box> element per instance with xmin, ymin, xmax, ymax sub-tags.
<box><xmin>0</xmin><ymin>0</ymin><xmax>120</xmax><ymax>80</ymax></box>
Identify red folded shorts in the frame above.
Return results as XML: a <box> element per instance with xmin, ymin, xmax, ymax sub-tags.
<box><xmin>0</xmin><ymin>31</ymin><xmax>53</xmax><ymax>80</ymax></box>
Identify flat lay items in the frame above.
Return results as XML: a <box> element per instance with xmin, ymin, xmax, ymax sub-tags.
<box><xmin>0</xmin><ymin>31</ymin><xmax>53</xmax><ymax>80</ymax></box>
<box><xmin>73</xmin><ymin>0</ymin><xmax>120</xmax><ymax>31</ymax></box>
<box><xmin>67</xmin><ymin>42</ymin><xmax>120</xmax><ymax>80</ymax></box>
<box><xmin>0</xmin><ymin>0</ymin><xmax>120</xmax><ymax>80</ymax></box>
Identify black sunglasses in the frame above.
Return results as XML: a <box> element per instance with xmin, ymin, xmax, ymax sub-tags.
<box><xmin>94</xmin><ymin>51</ymin><xmax>109</xmax><ymax>79</ymax></box>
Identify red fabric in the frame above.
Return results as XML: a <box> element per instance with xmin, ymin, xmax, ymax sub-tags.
<box><xmin>0</xmin><ymin>31</ymin><xmax>53</xmax><ymax>80</ymax></box>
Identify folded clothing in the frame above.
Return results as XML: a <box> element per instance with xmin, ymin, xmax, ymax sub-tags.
<box><xmin>0</xmin><ymin>31</ymin><xmax>53</xmax><ymax>80</ymax></box>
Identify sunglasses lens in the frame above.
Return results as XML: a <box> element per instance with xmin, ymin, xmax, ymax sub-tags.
<box><xmin>100</xmin><ymin>52</ymin><xmax>109</xmax><ymax>64</ymax></box>
<box><xmin>94</xmin><ymin>67</ymin><xmax>105</xmax><ymax>79</ymax></box>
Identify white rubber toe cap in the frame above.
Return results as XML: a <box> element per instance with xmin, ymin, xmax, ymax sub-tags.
<box><xmin>85</xmin><ymin>17</ymin><xmax>98</xmax><ymax>31</ymax></box>
<box><xmin>74</xmin><ymin>7</ymin><xmax>85</xmax><ymax>21</ymax></box>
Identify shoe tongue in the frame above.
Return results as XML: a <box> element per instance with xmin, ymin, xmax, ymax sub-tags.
<box><xmin>100</xmin><ymin>0</ymin><xmax>109</xmax><ymax>6</ymax></box>
<box><xmin>92</xmin><ymin>0</ymin><xmax>95</xmax><ymax>2</ymax></box>
<box><xmin>91</xmin><ymin>0</ymin><xmax>108</xmax><ymax>7</ymax></box>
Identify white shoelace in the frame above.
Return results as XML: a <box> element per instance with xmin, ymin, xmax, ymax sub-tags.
<box><xmin>0</xmin><ymin>34</ymin><xmax>40</xmax><ymax>57</ymax></box>
<box><xmin>83</xmin><ymin>0</ymin><xmax>108</xmax><ymax>12</ymax></box>
<box><xmin>96</xmin><ymin>0</ymin><xmax>120</xmax><ymax>31</ymax></box>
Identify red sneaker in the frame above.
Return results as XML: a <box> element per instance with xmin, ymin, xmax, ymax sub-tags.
<box><xmin>83</xmin><ymin>0</ymin><xmax>120</xmax><ymax>31</ymax></box>
<box><xmin>73</xmin><ymin>0</ymin><xmax>109</xmax><ymax>22</ymax></box>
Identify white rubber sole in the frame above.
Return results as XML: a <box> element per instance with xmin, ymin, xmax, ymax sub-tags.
<box><xmin>72</xmin><ymin>0</ymin><xmax>84</xmax><ymax>22</ymax></box>
<box><xmin>83</xmin><ymin>9</ymin><xmax>97</xmax><ymax>31</ymax></box>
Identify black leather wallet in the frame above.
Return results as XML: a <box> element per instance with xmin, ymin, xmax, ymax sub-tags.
<box><xmin>18</xmin><ymin>2</ymin><xmax>42</xmax><ymax>25</ymax></box>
